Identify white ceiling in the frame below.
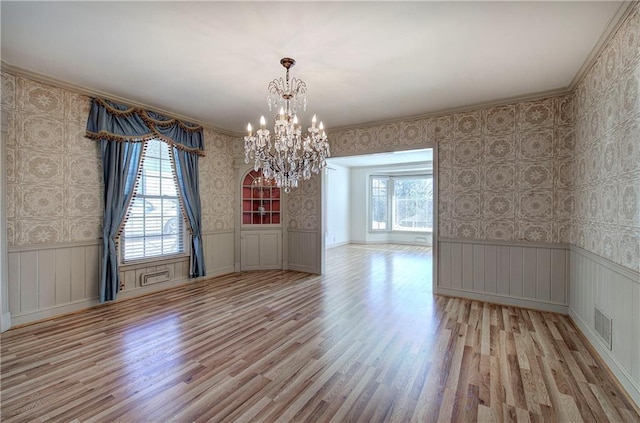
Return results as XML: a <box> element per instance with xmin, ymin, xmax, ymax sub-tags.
<box><xmin>328</xmin><ymin>149</ymin><xmax>432</xmax><ymax>168</ymax></box>
<box><xmin>1</xmin><ymin>1</ymin><xmax>625</xmax><ymax>134</ymax></box>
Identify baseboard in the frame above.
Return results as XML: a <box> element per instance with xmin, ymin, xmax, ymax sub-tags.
<box><xmin>569</xmin><ymin>308</ymin><xmax>640</xmax><ymax>409</ymax></box>
<box><xmin>11</xmin><ymin>298</ymin><xmax>100</xmax><ymax>327</ymax></box>
<box><xmin>435</xmin><ymin>287</ymin><xmax>569</xmax><ymax>314</ymax></box>
<box><xmin>1</xmin><ymin>311</ymin><xmax>12</xmax><ymax>332</ymax></box>
<box><xmin>208</xmin><ymin>266</ymin><xmax>235</xmax><ymax>279</ymax></box>
<box><xmin>326</xmin><ymin>241</ymin><xmax>350</xmax><ymax>249</ymax></box>
<box><xmin>287</xmin><ymin>264</ymin><xmax>319</xmax><ymax>275</ymax></box>
<box><xmin>10</xmin><ymin>268</ymin><xmax>236</xmax><ymax>328</ymax></box>
<box><xmin>350</xmin><ymin>240</ymin><xmax>433</xmax><ymax>247</ymax></box>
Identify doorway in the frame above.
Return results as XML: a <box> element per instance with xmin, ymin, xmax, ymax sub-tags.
<box><xmin>320</xmin><ymin>147</ymin><xmax>437</xmax><ymax>292</ymax></box>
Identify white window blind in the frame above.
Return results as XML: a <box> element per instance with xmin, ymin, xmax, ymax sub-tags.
<box><xmin>121</xmin><ymin>139</ymin><xmax>186</xmax><ymax>262</ymax></box>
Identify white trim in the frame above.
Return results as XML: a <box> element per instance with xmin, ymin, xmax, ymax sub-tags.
<box><xmin>1</xmin><ymin>3</ymin><xmax>632</xmax><ymax>138</ymax></box>
<box><xmin>9</xmin><ymin>267</ymin><xmax>235</xmax><ymax>328</ymax></box>
<box><xmin>202</xmin><ymin>229</ymin><xmax>234</xmax><ymax>235</ymax></box>
<box><xmin>8</xmin><ymin>239</ymin><xmax>102</xmax><ymax>253</ymax></box>
<box><xmin>569</xmin><ymin>308</ymin><xmax>640</xmax><ymax>407</ymax></box>
<box><xmin>571</xmin><ymin>244</ymin><xmax>640</xmax><ymax>284</ymax></box>
<box><xmin>287</xmin><ymin>228</ymin><xmax>319</xmax><ymax>234</ymax></box>
<box><xmin>0</xmin><ymin>61</ymin><xmax>237</xmax><ymax>137</ymax></box>
<box><xmin>568</xmin><ymin>1</ymin><xmax>637</xmax><ymax>91</ymax></box>
<box><xmin>119</xmin><ymin>254</ymin><xmax>190</xmax><ymax>271</ymax></box>
<box><xmin>287</xmin><ymin>264</ymin><xmax>318</xmax><ymax>274</ymax></box>
<box><xmin>1</xmin><ymin>312</ymin><xmax>11</xmax><ymax>332</ymax></box>
<box><xmin>350</xmin><ymin>240</ymin><xmax>433</xmax><ymax>247</ymax></box>
<box><xmin>325</xmin><ymin>241</ymin><xmax>351</xmax><ymax>249</ymax></box>
<box><xmin>330</xmin><ymin>89</ymin><xmax>570</xmax><ymax>133</ymax></box>
<box><xmin>438</xmin><ymin>237</ymin><xmax>570</xmax><ymax>250</ymax></box>
<box><xmin>1</xmin><ymin>112</ymin><xmax>9</xmax><ymax>332</ymax></box>
<box><xmin>11</xmin><ymin>298</ymin><xmax>100</xmax><ymax>327</ymax></box>
<box><xmin>436</xmin><ymin>286</ymin><xmax>569</xmax><ymax>314</ymax></box>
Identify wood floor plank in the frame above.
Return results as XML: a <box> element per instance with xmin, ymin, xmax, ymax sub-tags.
<box><xmin>1</xmin><ymin>244</ymin><xmax>638</xmax><ymax>422</ymax></box>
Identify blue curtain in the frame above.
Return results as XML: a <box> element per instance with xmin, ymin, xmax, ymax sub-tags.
<box><xmin>100</xmin><ymin>140</ymin><xmax>143</xmax><ymax>302</ymax></box>
<box><xmin>86</xmin><ymin>98</ymin><xmax>205</xmax><ymax>302</ymax></box>
<box><xmin>173</xmin><ymin>148</ymin><xmax>206</xmax><ymax>277</ymax></box>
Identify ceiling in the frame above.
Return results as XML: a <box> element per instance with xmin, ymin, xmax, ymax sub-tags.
<box><xmin>328</xmin><ymin>149</ymin><xmax>432</xmax><ymax>168</ymax></box>
<box><xmin>1</xmin><ymin>1</ymin><xmax>626</xmax><ymax>134</ymax></box>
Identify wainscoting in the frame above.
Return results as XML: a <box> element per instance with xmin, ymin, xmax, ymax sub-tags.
<box><xmin>569</xmin><ymin>245</ymin><xmax>640</xmax><ymax>406</ymax></box>
<box><xmin>437</xmin><ymin>238</ymin><xmax>569</xmax><ymax>313</ymax></box>
<box><xmin>287</xmin><ymin>229</ymin><xmax>320</xmax><ymax>274</ymax></box>
<box><xmin>6</xmin><ymin>229</ymin><xmax>235</xmax><ymax>327</ymax></box>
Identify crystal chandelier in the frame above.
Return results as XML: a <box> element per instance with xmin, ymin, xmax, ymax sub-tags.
<box><xmin>244</xmin><ymin>57</ymin><xmax>330</xmax><ymax>193</ymax></box>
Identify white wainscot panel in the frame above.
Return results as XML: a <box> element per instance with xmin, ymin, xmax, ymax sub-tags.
<box><xmin>7</xmin><ymin>231</ymin><xmax>237</xmax><ymax>326</ymax></box>
<box><xmin>569</xmin><ymin>245</ymin><xmax>640</xmax><ymax>408</ymax></box>
<box><xmin>203</xmin><ymin>230</ymin><xmax>235</xmax><ymax>277</ymax></box>
<box><xmin>437</xmin><ymin>238</ymin><xmax>569</xmax><ymax>313</ymax></box>
<box><xmin>8</xmin><ymin>241</ymin><xmax>103</xmax><ymax>326</ymax></box>
<box><xmin>288</xmin><ymin>229</ymin><xmax>320</xmax><ymax>274</ymax></box>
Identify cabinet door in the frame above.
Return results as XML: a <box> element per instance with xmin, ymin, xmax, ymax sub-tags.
<box><xmin>240</xmin><ymin>230</ymin><xmax>282</xmax><ymax>271</ymax></box>
<box><xmin>240</xmin><ymin>232</ymin><xmax>261</xmax><ymax>270</ymax></box>
<box><xmin>259</xmin><ymin>231</ymin><xmax>282</xmax><ymax>268</ymax></box>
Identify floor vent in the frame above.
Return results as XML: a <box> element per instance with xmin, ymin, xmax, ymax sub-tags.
<box><xmin>141</xmin><ymin>269</ymin><xmax>172</xmax><ymax>286</ymax></box>
<box><xmin>594</xmin><ymin>306</ymin><xmax>612</xmax><ymax>350</ymax></box>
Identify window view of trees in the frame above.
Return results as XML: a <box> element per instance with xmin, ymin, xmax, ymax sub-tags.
<box><xmin>371</xmin><ymin>177</ymin><xmax>388</xmax><ymax>230</ymax></box>
<box><xmin>371</xmin><ymin>175</ymin><xmax>433</xmax><ymax>232</ymax></box>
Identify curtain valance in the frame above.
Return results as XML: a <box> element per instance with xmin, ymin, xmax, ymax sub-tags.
<box><xmin>86</xmin><ymin>98</ymin><xmax>205</xmax><ymax>156</ymax></box>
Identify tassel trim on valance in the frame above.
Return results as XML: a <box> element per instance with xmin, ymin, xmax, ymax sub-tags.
<box><xmin>95</xmin><ymin>98</ymin><xmax>202</xmax><ymax>132</ymax></box>
<box><xmin>86</xmin><ymin>130</ymin><xmax>206</xmax><ymax>157</ymax></box>
<box><xmin>87</xmin><ymin>98</ymin><xmax>205</xmax><ymax>156</ymax></box>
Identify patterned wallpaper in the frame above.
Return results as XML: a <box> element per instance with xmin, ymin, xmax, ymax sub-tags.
<box><xmin>2</xmin><ymin>73</ymin><xmax>101</xmax><ymax>246</ymax></box>
<box><xmin>2</xmin><ymin>72</ymin><xmax>236</xmax><ymax>248</ymax></box>
<box><xmin>200</xmin><ymin>128</ymin><xmax>236</xmax><ymax>232</ymax></box>
<box><xmin>3</xmin><ymin>2</ymin><xmax>638</xmax><ymax>274</ymax></box>
<box><xmin>321</xmin><ymin>95</ymin><xmax>573</xmax><ymax>245</ymax></box>
<box><xmin>572</xmin><ymin>4</ymin><xmax>640</xmax><ymax>272</ymax></box>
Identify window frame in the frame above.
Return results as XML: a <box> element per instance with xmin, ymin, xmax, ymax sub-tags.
<box><xmin>119</xmin><ymin>139</ymin><xmax>189</xmax><ymax>266</ymax></box>
<box><xmin>369</xmin><ymin>173</ymin><xmax>434</xmax><ymax>234</ymax></box>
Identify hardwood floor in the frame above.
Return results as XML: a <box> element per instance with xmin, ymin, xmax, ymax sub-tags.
<box><xmin>1</xmin><ymin>244</ymin><xmax>638</xmax><ymax>422</ymax></box>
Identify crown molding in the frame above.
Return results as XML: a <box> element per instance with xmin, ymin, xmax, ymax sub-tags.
<box><xmin>0</xmin><ymin>60</ymin><xmax>240</xmax><ymax>138</ymax></box>
<box><xmin>330</xmin><ymin>87</ymin><xmax>570</xmax><ymax>133</ymax></box>
<box><xmin>3</xmin><ymin>2</ymin><xmax>634</xmax><ymax>138</ymax></box>
<box><xmin>568</xmin><ymin>1</ymin><xmax>636</xmax><ymax>91</ymax></box>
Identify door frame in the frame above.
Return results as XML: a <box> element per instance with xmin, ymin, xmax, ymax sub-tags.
<box><xmin>319</xmin><ymin>143</ymin><xmax>438</xmax><ymax>293</ymax></box>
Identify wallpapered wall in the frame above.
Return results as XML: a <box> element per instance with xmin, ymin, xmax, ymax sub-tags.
<box><xmin>572</xmin><ymin>4</ymin><xmax>640</xmax><ymax>273</ymax></box>
<box><xmin>323</xmin><ymin>95</ymin><xmax>573</xmax><ymax>245</ymax></box>
<box><xmin>1</xmin><ymin>72</ymin><xmax>236</xmax><ymax>248</ymax></box>
<box><xmin>290</xmin><ymin>2</ymin><xmax>640</xmax><ymax>273</ymax></box>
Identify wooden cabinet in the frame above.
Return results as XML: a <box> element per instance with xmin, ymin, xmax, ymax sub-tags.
<box><xmin>238</xmin><ymin>169</ymin><xmax>284</xmax><ymax>271</ymax></box>
<box><xmin>240</xmin><ymin>230</ymin><xmax>282</xmax><ymax>270</ymax></box>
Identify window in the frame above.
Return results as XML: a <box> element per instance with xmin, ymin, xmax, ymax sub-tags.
<box><xmin>121</xmin><ymin>139</ymin><xmax>186</xmax><ymax>262</ymax></box>
<box><xmin>371</xmin><ymin>177</ymin><xmax>388</xmax><ymax>230</ymax></box>
<box><xmin>370</xmin><ymin>175</ymin><xmax>433</xmax><ymax>232</ymax></box>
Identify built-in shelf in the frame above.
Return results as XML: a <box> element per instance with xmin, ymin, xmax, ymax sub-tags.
<box><xmin>241</xmin><ymin>170</ymin><xmax>281</xmax><ymax>225</ymax></box>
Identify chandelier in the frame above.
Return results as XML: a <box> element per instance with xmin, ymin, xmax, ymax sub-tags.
<box><xmin>244</xmin><ymin>57</ymin><xmax>330</xmax><ymax>193</ymax></box>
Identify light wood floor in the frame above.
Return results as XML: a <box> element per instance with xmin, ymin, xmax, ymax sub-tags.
<box><xmin>1</xmin><ymin>244</ymin><xmax>638</xmax><ymax>422</ymax></box>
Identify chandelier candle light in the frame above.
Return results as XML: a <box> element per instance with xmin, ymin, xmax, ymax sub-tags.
<box><xmin>244</xmin><ymin>57</ymin><xmax>330</xmax><ymax>193</ymax></box>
